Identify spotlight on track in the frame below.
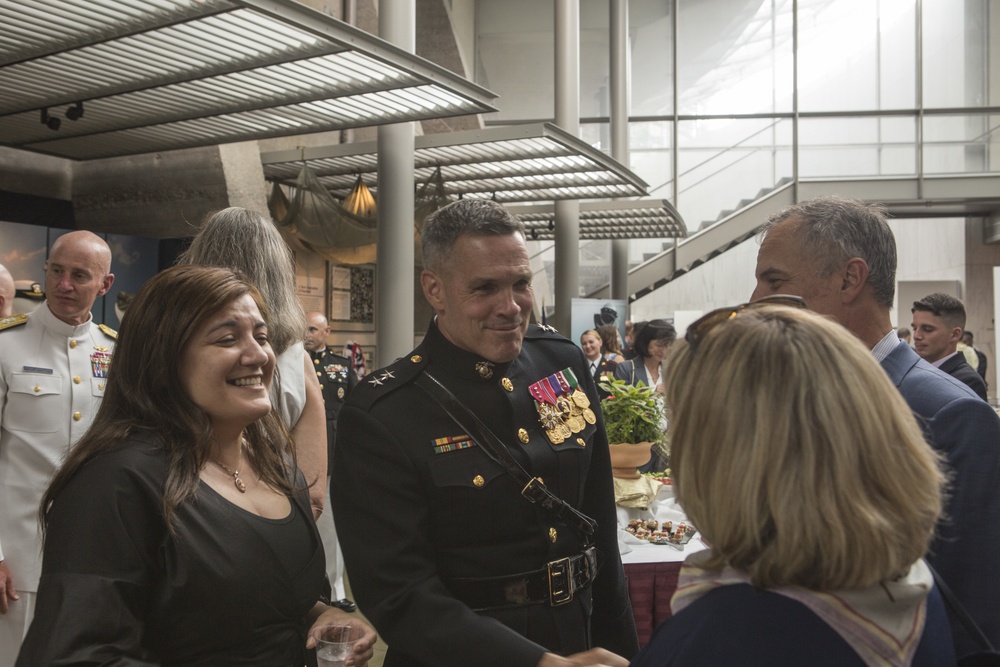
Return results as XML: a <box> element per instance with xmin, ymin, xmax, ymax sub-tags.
<box><xmin>40</xmin><ymin>108</ymin><xmax>60</xmax><ymax>131</ymax></box>
<box><xmin>65</xmin><ymin>101</ymin><xmax>84</xmax><ymax>121</ymax></box>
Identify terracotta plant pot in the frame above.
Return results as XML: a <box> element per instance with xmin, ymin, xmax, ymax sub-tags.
<box><xmin>608</xmin><ymin>441</ymin><xmax>654</xmax><ymax>479</ymax></box>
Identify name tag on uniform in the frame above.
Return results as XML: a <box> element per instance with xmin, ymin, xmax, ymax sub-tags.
<box><xmin>22</xmin><ymin>366</ymin><xmax>53</xmax><ymax>374</ymax></box>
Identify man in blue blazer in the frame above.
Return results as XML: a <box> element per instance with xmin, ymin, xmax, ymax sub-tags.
<box><xmin>751</xmin><ymin>195</ymin><xmax>1000</xmax><ymax>658</ymax></box>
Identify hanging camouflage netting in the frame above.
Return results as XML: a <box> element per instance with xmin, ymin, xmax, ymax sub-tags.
<box><xmin>269</xmin><ymin>163</ymin><xmax>452</xmax><ymax>266</ymax></box>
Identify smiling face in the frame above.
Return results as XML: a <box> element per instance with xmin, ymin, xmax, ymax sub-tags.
<box><xmin>178</xmin><ymin>294</ymin><xmax>276</xmax><ymax>439</ymax></box>
<box><xmin>421</xmin><ymin>233</ymin><xmax>534</xmax><ymax>363</ymax></box>
<box><xmin>580</xmin><ymin>331</ymin><xmax>602</xmax><ymax>361</ymax></box>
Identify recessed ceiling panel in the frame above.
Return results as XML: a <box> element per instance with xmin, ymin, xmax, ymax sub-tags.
<box><xmin>260</xmin><ymin>123</ymin><xmax>649</xmax><ymax>203</ymax></box>
<box><xmin>0</xmin><ymin>0</ymin><xmax>496</xmax><ymax>159</ymax></box>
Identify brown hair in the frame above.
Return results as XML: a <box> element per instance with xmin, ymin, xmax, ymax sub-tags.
<box><xmin>41</xmin><ymin>266</ymin><xmax>297</xmax><ymax>533</ymax></box>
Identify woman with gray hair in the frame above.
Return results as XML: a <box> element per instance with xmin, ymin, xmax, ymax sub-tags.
<box><xmin>178</xmin><ymin>207</ymin><xmax>328</xmax><ymax>517</ymax></box>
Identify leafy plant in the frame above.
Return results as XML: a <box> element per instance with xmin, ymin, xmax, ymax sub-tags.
<box><xmin>598</xmin><ymin>377</ymin><xmax>666</xmax><ymax>446</ymax></box>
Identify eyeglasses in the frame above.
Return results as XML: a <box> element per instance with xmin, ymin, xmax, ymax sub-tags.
<box><xmin>684</xmin><ymin>295</ymin><xmax>808</xmax><ymax>351</ymax></box>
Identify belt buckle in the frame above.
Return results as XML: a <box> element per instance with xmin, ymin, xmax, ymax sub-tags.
<box><xmin>547</xmin><ymin>557</ymin><xmax>573</xmax><ymax>606</ymax></box>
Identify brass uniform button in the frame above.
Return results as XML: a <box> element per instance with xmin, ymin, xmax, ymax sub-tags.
<box><xmin>73</xmin><ymin>411</ymin><xmax>82</xmax><ymax>421</ymax></box>
<box><xmin>69</xmin><ymin>340</ymin><xmax>78</xmax><ymax>349</ymax></box>
<box><xmin>314</xmin><ymin>358</ymin><xmax>320</xmax><ymax>365</ymax></box>
<box><xmin>576</xmin><ymin>437</ymin><xmax>585</xmax><ymax>447</ymax></box>
<box><xmin>411</xmin><ymin>355</ymin><xmax>422</xmax><ymax>363</ymax></box>
<box><xmin>317</xmin><ymin>371</ymin><xmax>322</xmax><ymax>377</ymax></box>
<box><xmin>501</xmin><ymin>378</ymin><xmax>513</xmax><ymax>392</ymax></box>
<box><xmin>549</xmin><ymin>527</ymin><xmax>558</xmax><ymax>543</ymax></box>
<box><xmin>473</xmin><ymin>475</ymin><xmax>485</xmax><ymax>488</ymax></box>
<box><xmin>73</xmin><ymin>376</ymin><xmax>81</xmax><ymax>384</ymax></box>
<box><xmin>34</xmin><ymin>385</ymin><xmax>41</xmax><ymax>393</ymax></box>
<box><xmin>517</xmin><ymin>428</ymin><xmax>530</xmax><ymax>444</ymax></box>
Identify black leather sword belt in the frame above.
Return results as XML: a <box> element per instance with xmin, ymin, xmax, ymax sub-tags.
<box><xmin>446</xmin><ymin>547</ymin><xmax>598</xmax><ymax>611</ymax></box>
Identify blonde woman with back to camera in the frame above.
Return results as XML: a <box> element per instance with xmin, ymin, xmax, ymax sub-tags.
<box><xmin>629</xmin><ymin>299</ymin><xmax>955</xmax><ymax>666</ymax></box>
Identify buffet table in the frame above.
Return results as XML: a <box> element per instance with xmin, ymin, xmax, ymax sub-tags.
<box><xmin>615</xmin><ymin>482</ymin><xmax>706</xmax><ymax>646</ymax></box>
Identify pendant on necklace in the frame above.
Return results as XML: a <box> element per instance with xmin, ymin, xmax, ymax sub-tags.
<box><xmin>233</xmin><ymin>475</ymin><xmax>247</xmax><ymax>493</ymax></box>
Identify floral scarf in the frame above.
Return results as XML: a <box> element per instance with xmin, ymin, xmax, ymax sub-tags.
<box><xmin>671</xmin><ymin>550</ymin><xmax>932</xmax><ymax>667</ymax></box>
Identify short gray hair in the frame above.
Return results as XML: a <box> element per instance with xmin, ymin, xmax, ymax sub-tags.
<box><xmin>421</xmin><ymin>199</ymin><xmax>525</xmax><ymax>272</ymax></box>
<box><xmin>762</xmin><ymin>196</ymin><xmax>896</xmax><ymax>308</ymax></box>
<box><xmin>178</xmin><ymin>207</ymin><xmax>305</xmax><ymax>355</ymax></box>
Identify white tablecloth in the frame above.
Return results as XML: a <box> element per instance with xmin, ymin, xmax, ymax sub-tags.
<box><xmin>616</xmin><ymin>483</ymin><xmax>707</xmax><ymax>565</ymax></box>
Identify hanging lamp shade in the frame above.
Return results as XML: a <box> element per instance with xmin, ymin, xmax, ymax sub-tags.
<box><xmin>343</xmin><ymin>175</ymin><xmax>377</xmax><ymax>218</ymax></box>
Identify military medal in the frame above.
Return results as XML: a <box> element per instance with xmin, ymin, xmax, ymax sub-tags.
<box><xmin>530</xmin><ymin>368</ymin><xmax>594</xmax><ymax>444</ymax></box>
<box><xmin>90</xmin><ymin>350</ymin><xmax>111</xmax><ymax>378</ymax></box>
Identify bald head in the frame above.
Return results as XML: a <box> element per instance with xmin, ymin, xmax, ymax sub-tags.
<box><xmin>45</xmin><ymin>231</ymin><xmax>115</xmax><ymax>326</ymax></box>
<box><xmin>304</xmin><ymin>311</ymin><xmax>330</xmax><ymax>352</ymax></box>
<box><xmin>0</xmin><ymin>263</ymin><xmax>14</xmax><ymax>318</ymax></box>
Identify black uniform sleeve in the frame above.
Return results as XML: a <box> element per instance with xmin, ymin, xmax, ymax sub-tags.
<box><xmin>333</xmin><ymin>404</ymin><xmax>548</xmax><ymax>667</ymax></box>
<box><xmin>17</xmin><ymin>447</ymin><xmax>164</xmax><ymax>667</ymax></box>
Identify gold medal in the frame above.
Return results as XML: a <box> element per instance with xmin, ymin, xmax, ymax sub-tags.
<box><xmin>571</xmin><ymin>389</ymin><xmax>590</xmax><ymax>409</ymax></box>
<box><xmin>547</xmin><ymin>429</ymin><xmax>565</xmax><ymax>445</ymax></box>
<box><xmin>582</xmin><ymin>407</ymin><xmax>597</xmax><ymax>425</ymax></box>
<box><xmin>567</xmin><ymin>415</ymin><xmax>585</xmax><ymax>433</ymax></box>
<box><xmin>557</xmin><ymin>422</ymin><xmax>573</xmax><ymax>439</ymax></box>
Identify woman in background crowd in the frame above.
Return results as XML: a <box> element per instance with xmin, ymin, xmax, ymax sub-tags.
<box><xmin>18</xmin><ymin>266</ymin><xmax>375</xmax><ymax>666</ymax></box>
<box><xmin>631</xmin><ymin>301</ymin><xmax>953</xmax><ymax>666</ymax></box>
<box><xmin>597</xmin><ymin>324</ymin><xmax>627</xmax><ymax>364</ymax></box>
<box><xmin>581</xmin><ymin>328</ymin><xmax>616</xmax><ymax>399</ymax></box>
<box><xmin>179</xmin><ymin>207</ymin><xmax>328</xmax><ymax>517</ymax></box>
<box><xmin>613</xmin><ymin>319</ymin><xmax>676</xmax><ymax>393</ymax></box>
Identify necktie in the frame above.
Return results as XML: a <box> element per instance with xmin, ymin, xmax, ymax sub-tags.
<box><xmin>591</xmin><ymin>361</ymin><xmax>599</xmax><ymax>377</ymax></box>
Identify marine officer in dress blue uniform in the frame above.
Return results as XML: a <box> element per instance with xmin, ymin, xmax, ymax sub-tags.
<box><xmin>304</xmin><ymin>311</ymin><xmax>359</xmax><ymax>613</ymax></box>
<box><xmin>333</xmin><ymin>199</ymin><xmax>637</xmax><ymax>667</ymax></box>
<box><xmin>0</xmin><ymin>231</ymin><xmax>115</xmax><ymax>667</ymax></box>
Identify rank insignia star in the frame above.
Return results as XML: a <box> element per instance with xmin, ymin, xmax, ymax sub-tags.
<box><xmin>368</xmin><ymin>375</ymin><xmax>384</xmax><ymax>386</ymax></box>
<box><xmin>537</xmin><ymin>324</ymin><xmax>557</xmax><ymax>333</ymax></box>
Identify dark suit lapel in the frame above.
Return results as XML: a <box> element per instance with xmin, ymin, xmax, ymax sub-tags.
<box><xmin>938</xmin><ymin>354</ymin><xmax>962</xmax><ymax>375</ymax></box>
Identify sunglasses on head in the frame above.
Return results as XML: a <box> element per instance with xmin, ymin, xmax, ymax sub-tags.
<box><xmin>684</xmin><ymin>295</ymin><xmax>808</xmax><ymax>351</ymax></box>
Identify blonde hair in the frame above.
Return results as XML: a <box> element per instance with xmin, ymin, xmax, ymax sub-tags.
<box><xmin>665</xmin><ymin>305</ymin><xmax>944</xmax><ymax>590</ymax></box>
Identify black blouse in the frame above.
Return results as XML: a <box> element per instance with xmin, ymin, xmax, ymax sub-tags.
<box><xmin>17</xmin><ymin>433</ymin><xmax>325</xmax><ymax>667</ymax></box>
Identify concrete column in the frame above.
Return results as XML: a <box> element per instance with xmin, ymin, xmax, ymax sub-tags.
<box><xmin>553</xmin><ymin>0</ymin><xmax>580</xmax><ymax>335</ymax></box>
<box><xmin>966</xmin><ymin>216</ymin><xmax>1000</xmax><ymax>395</ymax></box>
<box><xmin>376</xmin><ymin>0</ymin><xmax>416</xmax><ymax>367</ymax></box>
<box><xmin>610</xmin><ymin>0</ymin><xmax>630</xmax><ymax>302</ymax></box>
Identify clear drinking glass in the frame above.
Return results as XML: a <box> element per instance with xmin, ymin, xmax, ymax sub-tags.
<box><xmin>315</xmin><ymin>625</ymin><xmax>365</xmax><ymax>667</ymax></box>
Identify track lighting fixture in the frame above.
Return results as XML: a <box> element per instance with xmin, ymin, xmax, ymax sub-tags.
<box><xmin>65</xmin><ymin>101</ymin><xmax>84</xmax><ymax>121</ymax></box>
<box><xmin>40</xmin><ymin>108</ymin><xmax>60</xmax><ymax>131</ymax></box>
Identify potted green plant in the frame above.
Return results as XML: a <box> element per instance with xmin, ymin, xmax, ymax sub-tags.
<box><xmin>598</xmin><ymin>377</ymin><xmax>667</xmax><ymax>479</ymax></box>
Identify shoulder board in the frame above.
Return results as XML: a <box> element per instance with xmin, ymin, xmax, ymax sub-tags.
<box><xmin>348</xmin><ymin>353</ymin><xmax>427</xmax><ymax>411</ymax></box>
<box><xmin>99</xmin><ymin>323</ymin><xmax>118</xmax><ymax>340</ymax></box>
<box><xmin>524</xmin><ymin>323</ymin><xmax>572</xmax><ymax>343</ymax></box>
<box><xmin>0</xmin><ymin>313</ymin><xmax>28</xmax><ymax>332</ymax></box>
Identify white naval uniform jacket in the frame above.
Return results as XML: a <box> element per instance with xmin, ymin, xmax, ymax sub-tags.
<box><xmin>0</xmin><ymin>304</ymin><xmax>115</xmax><ymax>592</ymax></box>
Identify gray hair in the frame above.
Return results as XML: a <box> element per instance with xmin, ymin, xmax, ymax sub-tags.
<box><xmin>421</xmin><ymin>199</ymin><xmax>526</xmax><ymax>272</ymax></box>
<box><xmin>762</xmin><ymin>196</ymin><xmax>897</xmax><ymax>308</ymax></box>
<box><xmin>178</xmin><ymin>207</ymin><xmax>305</xmax><ymax>355</ymax></box>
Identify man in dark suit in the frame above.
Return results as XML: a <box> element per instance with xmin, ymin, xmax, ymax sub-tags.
<box><xmin>963</xmin><ymin>331</ymin><xmax>989</xmax><ymax>386</ymax></box>
<box><xmin>333</xmin><ymin>199</ymin><xmax>637</xmax><ymax>667</ymax></box>
<box><xmin>752</xmin><ymin>195</ymin><xmax>1000</xmax><ymax>658</ymax></box>
<box><xmin>304</xmin><ymin>311</ymin><xmax>359</xmax><ymax>613</ymax></box>
<box><xmin>911</xmin><ymin>294</ymin><xmax>988</xmax><ymax>401</ymax></box>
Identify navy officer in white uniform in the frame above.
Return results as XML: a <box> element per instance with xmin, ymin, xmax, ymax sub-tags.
<box><xmin>0</xmin><ymin>231</ymin><xmax>115</xmax><ymax>667</ymax></box>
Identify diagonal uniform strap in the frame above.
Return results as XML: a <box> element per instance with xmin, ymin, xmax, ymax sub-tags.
<box><xmin>928</xmin><ymin>562</ymin><xmax>997</xmax><ymax>653</ymax></box>
<box><xmin>416</xmin><ymin>371</ymin><xmax>597</xmax><ymax>543</ymax></box>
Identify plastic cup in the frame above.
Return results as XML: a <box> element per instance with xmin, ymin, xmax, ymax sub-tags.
<box><xmin>315</xmin><ymin>625</ymin><xmax>365</xmax><ymax>667</ymax></box>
